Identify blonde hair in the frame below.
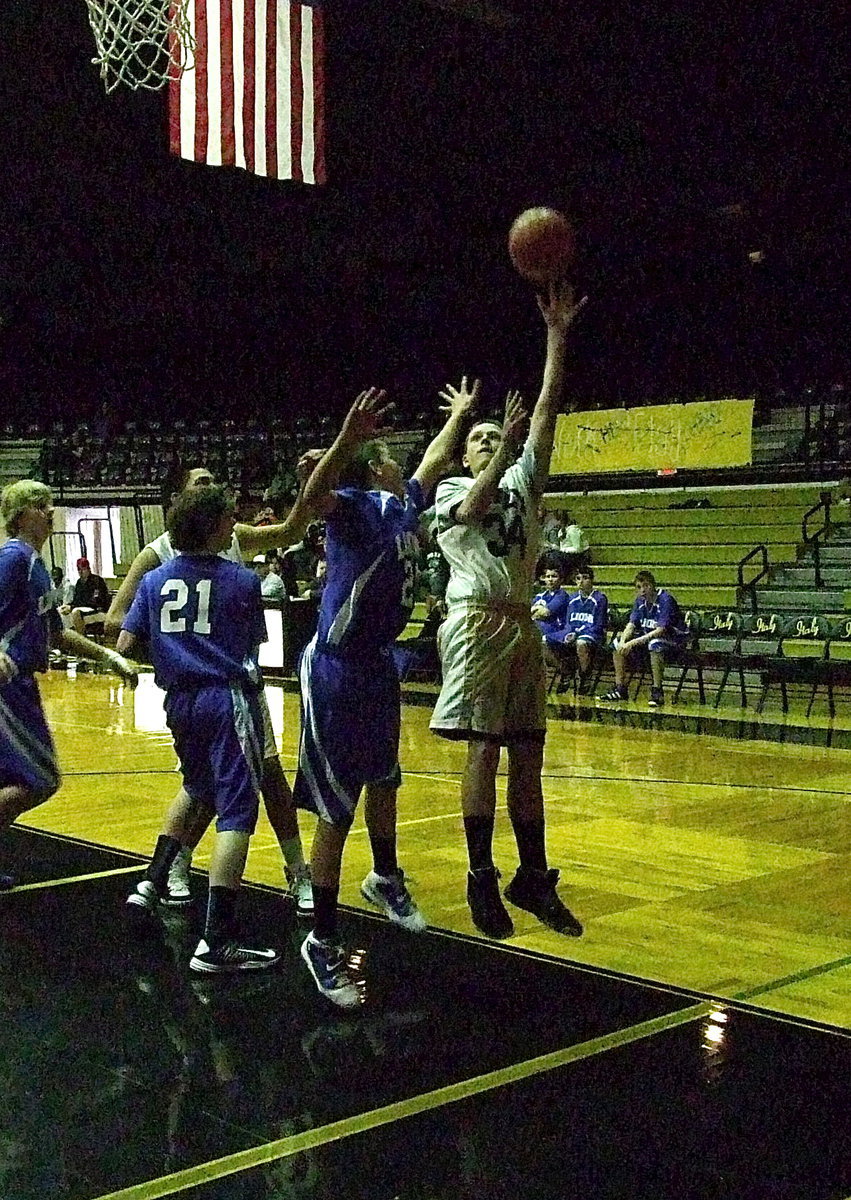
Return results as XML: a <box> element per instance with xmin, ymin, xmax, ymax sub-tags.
<box><xmin>1</xmin><ymin>479</ymin><xmax>52</xmax><ymax>537</ymax></box>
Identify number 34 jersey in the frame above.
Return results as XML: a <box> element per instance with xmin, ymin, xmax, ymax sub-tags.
<box><xmin>434</xmin><ymin>439</ymin><xmax>540</xmax><ymax>607</ymax></box>
<box><xmin>122</xmin><ymin>556</ymin><xmax>267</xmax><ymax>692</ymax></box>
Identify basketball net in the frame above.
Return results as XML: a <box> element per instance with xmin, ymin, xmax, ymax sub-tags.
<box><xmin>83</xmin><ymin>0</ymin><xmax>195</xmax><ymax>93</ymax></box>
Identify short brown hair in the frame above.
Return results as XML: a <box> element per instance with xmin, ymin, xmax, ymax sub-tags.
<box><xmin>464</xmin><ymin>420</ymin><xmax>502</xmax><ymax>450</ymax></box>
<box><xmin>633</xmin><ymin>570</ymin><xmax>656</xmax><ymax>588</ymax></box>
<box><xmin>167</xmin><ymin>485</ymin><xmax>234</xmax><ymax>552</ymax></box>
<box><xmin>338</xmin><ymin>440</ymin><xmax>388</xmax><ymax>490</ymax></box>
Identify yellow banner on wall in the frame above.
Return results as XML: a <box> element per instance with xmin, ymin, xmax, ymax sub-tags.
<box><xmin>552</xmin><ymin>399</ymin><xmax>754</xmax><ymax>475</ymax></box>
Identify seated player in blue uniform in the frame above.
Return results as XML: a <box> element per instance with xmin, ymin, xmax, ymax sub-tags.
<box><xmin>531</xmin><ymin>562</ymin><xmax>570</xmax><ymax>639</ymax></box>
<box><xmin>561</xmin><ymin>567</ymin><xmax>609</xmax><ymax>692</ymax></box>
<box><xmin>119</xmin><ymin>486</ymin><xmax>279</xmax><ymax>974</ymax></box>
<box><xmin>530</xmin><ymin>561</ymin><xmax>570</xmax><ymax>672</ymax></box>
<box><xmin>598</xmin><ymin>569</ymin><xmax>686</xmax><ymax>708</ymax></box>
<box><xmin>0</xmin><ymin>480</ymin><xmax>137</xmax><ymax>890</ymax></box>
<box><xmin>294</xmin><ymin>382</ymin><xmax>474</xmax><ymax>1007</ymax></box>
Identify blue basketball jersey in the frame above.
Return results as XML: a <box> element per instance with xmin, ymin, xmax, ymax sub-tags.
<box><xmin>566</xmin><ymin>589</ymin><xmax>608</xmax><ymax>642</ymax></box>
<box><xmin>629</xmin><ymin>589</ymin><xmax>687</xmax><ymax>642</ymax></box>
<box><xmin>123</xmin><ymin>555</ymin><xmax>267</xmax><ymax>692</ymax></box>
<box><xmin>0</xmin><ymin>539</ymin><xmax>61</xmax><ymax>676</ymax></box>
<box><xmin>531</xmin><ymin>587</ymin><xmax>569</xmax><ymax>638</ymax></box>
<box><xmin>316</xmin><ymin>481</ymin><xmax>427</xmax><ymax>655</ymax></box>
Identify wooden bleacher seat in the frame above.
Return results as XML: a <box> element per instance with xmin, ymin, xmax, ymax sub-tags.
<box><xmin>561</xmin><ymin>483</ymin><xmax>826</xmax><ymax>613</ymax></box>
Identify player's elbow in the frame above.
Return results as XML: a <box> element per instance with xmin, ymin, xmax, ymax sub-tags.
<box><xmin>104</xmin><ymin>606</ymin><xmax>124</xmax><ymax>637</ymax></box>
<box><xmin>116</xmin><ymin>630</ymin><xmax>134</xmax><ymax>655</ymax></box>
<box><xmin>453</xmin><ymin>501</ymin><xmax>483</xmax><ymax>527</ymax></box>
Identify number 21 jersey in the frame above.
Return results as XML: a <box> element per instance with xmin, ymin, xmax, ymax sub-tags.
<box><xmin>122</xmin><ymin>555</ymin><xmax>267</xmax><ymax>692</ymax></box>
<box><xmin>434</xmin><ymin>439</ymin><xmax>540</xmax><ymax>607</ymax></box>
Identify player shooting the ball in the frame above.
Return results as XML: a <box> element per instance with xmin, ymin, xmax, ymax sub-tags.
<box><xmin>429</xmin><ymin>279</ymin><xmax>587</xmax><ymax>939</ymax></box>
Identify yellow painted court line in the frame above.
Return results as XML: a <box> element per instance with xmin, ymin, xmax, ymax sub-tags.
<box><xmin>90</xmin><ymin>1001</ymin><xmax>711</xmax><ymax>1200</ymax></box>
<box><xmin>10</xmin><ymin>865</ymin><xmax>145</xmax><ymax>892</ymax></box>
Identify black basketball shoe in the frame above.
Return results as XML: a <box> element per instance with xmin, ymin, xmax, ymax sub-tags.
<box><xmin>467</xmin><ymin>867</ymin><xmax>514</xmax><ymax>939</ymax></box>
<box><xmin>504</xmin><ymin>867</ymin><xmax>583</xmax><ymax>936</ymax></box>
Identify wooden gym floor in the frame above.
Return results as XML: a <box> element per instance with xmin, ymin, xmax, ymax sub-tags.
<box><xmin>2</xmin><ymin>668</ymin><xmax>849</xmax><ymax>1199</ymax></box>
<box><xmin>24</xmin><ymin>669</ymin><xmax>851</xmax><ymax>1031</ymax></box>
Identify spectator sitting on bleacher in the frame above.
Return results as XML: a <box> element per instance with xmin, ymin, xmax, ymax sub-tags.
<box><xmin>555</xmin><ymin>510</ymin><xmax>590</xmax><ymax>578</ymax></box>
<box><xmin>60</xmin><ymin>557</ymin><xmax>111</xmax><ymax>636</ymax></box>
<box><xmin>281</xmin><ymin>520</ymin><xmax>326</xmax><ymax>593</ymax></box>
<box><xmin>598</xmin><ymin>570</ymin><xmax>687</xmax><ymax>709</ymax></box>
<box><xmin>305</xmin><ymin>556</ymin><xmax>327</xmax><ymax>600</ymax></box>
<box><xmin>538</xmin><ymin>507</ymin><xmax>590</xmax><ymax>578</ymax></box>
<box><xmin>252</xmin><ymin>553</ymin><xmax>286</xmax><ymax>600</ymax></box>
<box><xmin>47</xmin><ymin>566</ymin><xmax>74</xmax><ymax>631</ymax></box>
<box><xmin>539</xmin><ymin>507</ymin><xmax>563</xmax><ymax>552</ymax></box>
<box><xmin>47</xmin><ymin>566</ymin><xmax>74</xmax><ymax>609</ymax></box>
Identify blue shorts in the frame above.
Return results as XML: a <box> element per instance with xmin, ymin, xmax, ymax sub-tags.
<box><xmin>0</xmin><ymin>675</ymin><xmax>60</xmax><ymax>799</ymax></box>
<box><xmin>164</xmin><ymin>685</ymin><xmax>263</xmax><ymax>834</ymax></box>
<box><xmin>294</xmin><ymin>639</ymin><xmax>402</xmax><ymax>827</ymax></box>
<box><xmin>546</xmin><ymin>629</ymin><xmax>601</xmax><ymax>649</ymax></box>
<box><xmin>629</xmin><ymin>640</ymin><xmax>684</xmax><ymax>664</ymax></box>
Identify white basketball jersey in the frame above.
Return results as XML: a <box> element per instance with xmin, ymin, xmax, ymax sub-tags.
<box><xmin>434</xmin><ymin>439</ymin><xmax>540</xmax><ymax>606</ymax></box>
<box><xmin>146</xmin><ymin>530</ymin><xmax>244</xmax><ymax>566</ymax></box>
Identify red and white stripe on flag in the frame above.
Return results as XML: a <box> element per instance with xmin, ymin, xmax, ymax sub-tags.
<box><xmin>168</xmin><ymin>0</ymin><xmax>326</xmax><ymax>184</ymax></box>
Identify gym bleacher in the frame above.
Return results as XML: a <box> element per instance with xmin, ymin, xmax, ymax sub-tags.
<box><xmin>531</xmin><ymin>389</ymin><xmax>851</xmax><ymax>732</ymax></box>
<box><xmin>563</xmin><ymin>483</ymin><xmax>826</xmax><ymax>612</ymax></box>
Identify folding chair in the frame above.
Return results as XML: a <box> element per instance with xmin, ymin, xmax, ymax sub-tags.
<box><xmin>806</xmin><ymin>616</ymin><xmax>851</xmax><ymax>718</ymax></box>
<box><xmin>714</xmin><ymin>612</ymin><xmax>787</xmax><ymax>711</ymax></box>
<box><xmin>671</xmin><ymin>609</ymin><xmax>705</xmax><ymax>705</ymax></box>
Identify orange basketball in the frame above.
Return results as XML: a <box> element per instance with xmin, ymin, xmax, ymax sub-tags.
<box><xmin>508</xmin><ymin>207</ymin><xmax>576</xmax><ymax>284</ymax></box>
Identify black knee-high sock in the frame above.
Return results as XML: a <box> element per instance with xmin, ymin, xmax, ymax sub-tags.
<box><xmin>369</xmin><ymin>835</ymin><xmax>398</xmax><ymax>878</ymax></box>
<box><xmin>147</xmin><ymin>834</ymin><xmax>183</xmax><ymax>893</ymax></box>
<box><xmin>311</xmin><ymin>883</ymin><xmax>340</xmax><ymax>942</ymax></box>
<box><xmin>463</xmin><ymin>815</ymin><xmax>495</xmax><ymax>873</ymax></box>
<box><xmin>205</xmin><ymin>886</ymin><xmax>239</xmax><ymax>950</ymax></box>
<box><xmin>511</xmin><ymin>817</ymin><xmax>547</xmax><ymax>873</ymax></box>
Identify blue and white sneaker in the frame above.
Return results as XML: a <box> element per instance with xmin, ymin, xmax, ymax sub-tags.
<box><xmin>300</xmin><ymin>933</ymin><xmax>362</xmax><ymax>1008</ymax></box>
<box><xmin>361</xmin><ymin>869</ymin><xmax>427</xmax><ymax>932</ymax></box>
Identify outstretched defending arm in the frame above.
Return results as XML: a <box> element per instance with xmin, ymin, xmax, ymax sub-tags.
<box><xmin>412</xmin><ymin>376</ymin><xmax>479</xmax><ymax>496</ymax></box>
<box><xmin>300</xmin><ymin>388</ymin><xmax>395</xmax><ymax>514</ymax></box>
<box><xmin>54</xmin><ymin>626</ymin><xmax>137</xmax><ymax>684</ymax></box>
<box><xmin>235</xmin><ymin>449</ymin><xmax>327</xmax><ymax>557</ymax></box>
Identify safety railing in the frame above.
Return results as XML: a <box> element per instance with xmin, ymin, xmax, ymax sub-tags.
<box><xmin>802</xmin><ymin>491</ymin><xmax>832</xmax><ymax>589</ymax></box>
<box><xmin>737</xmin><ymin>544</ymin><xmax>770</xmax><ymax>613</ymax></box>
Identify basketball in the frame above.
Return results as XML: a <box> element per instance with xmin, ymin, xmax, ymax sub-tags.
<box><xmin>508</xmin><ymin>207</ymin><xmax>576</xmax><ymax>284</ymax></box>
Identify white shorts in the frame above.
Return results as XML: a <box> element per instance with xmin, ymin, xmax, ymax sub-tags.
<box><xmin>257</xmin><ymin>688</ymin><xmax>278</xmax><ymax>760</ymax></box>
<box><xmin>77</xmin><ymin>609</ymin><xmax>105</xmax><ymax>626</ymax></box>
<box><xmin>430</xmin><ymin>604</ymin><xmax>546</xmax><ymax>743</ymax></box>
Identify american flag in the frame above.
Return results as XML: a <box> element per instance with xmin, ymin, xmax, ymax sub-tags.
<box><xmin>168</xmin><ymin>0</ymin><xmax>326</xmax><ymax>184</ymax></box>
